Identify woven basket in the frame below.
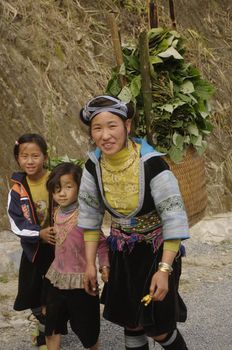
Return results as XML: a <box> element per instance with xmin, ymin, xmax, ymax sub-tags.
<box><xmin>164</xmin><ymin>147</ymin><xmax>207</xmax><ymax>227</ymax></box>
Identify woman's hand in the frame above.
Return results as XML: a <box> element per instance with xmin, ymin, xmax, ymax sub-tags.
<box><xmin>84</xmin><ymin>264</ymin><xmax>99</xmax><ymax>296</ymax></box>
<box><xmin>149</xmin><ymin>249</ymin><xmax>177</xmax><ymax>302</ymax></box>
<box><xmin>39</xmin><ymin>227</ymin><xmax>56</xmax><ymax>245</ymax></box>
<box><xmin>149</xmin><ymin>270</ymin><xmax>169</xmax><ymax>302</ymax></box>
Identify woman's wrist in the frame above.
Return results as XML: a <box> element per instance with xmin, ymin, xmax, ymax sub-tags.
<box><xmin>158</xmin><ymin>262</ymin><xmax>173</xmax><ymax>274</ymax></box>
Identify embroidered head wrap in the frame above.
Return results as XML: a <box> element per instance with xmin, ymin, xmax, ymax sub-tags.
<box><xmin>80</xmin><ymin>95</ymin><xmax>129</xmax><ymax>125</ymax></box>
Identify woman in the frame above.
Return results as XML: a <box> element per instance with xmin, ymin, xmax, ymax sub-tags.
<box><xmin>78</xmin><ymin>95</ymin><xmax>189</xmax><ymax>350</ymax></box>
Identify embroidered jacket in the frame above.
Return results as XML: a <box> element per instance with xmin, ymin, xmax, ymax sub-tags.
<box><xmin>7</xmin><ymin>172</ymin><xmax>52</xmax><ymax>262</ymax></box>
<box><xmin>78</xmin><ymin>138</ymin><xmax>189</xmax><ymax>241</ymax></box>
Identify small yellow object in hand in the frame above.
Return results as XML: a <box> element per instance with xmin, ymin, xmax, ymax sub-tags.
<box><xmin>141</xmin><ymin>294</ymin><xmax>152</xmax><ymax>306</ymax></box>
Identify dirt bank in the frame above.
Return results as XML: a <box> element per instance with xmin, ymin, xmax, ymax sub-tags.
<box><xmin>1</xmin><ymin>0</ymin><xmax>232</xmax><ymax>228</ymax></box>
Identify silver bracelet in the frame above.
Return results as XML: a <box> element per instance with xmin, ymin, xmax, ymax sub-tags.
<box><xmin>158</xmin><ymin>262</ymin><xmax>173</xmax><ymax>274</ymax></box>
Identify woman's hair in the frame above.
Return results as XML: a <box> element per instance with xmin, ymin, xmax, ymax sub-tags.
<box><xmin>14</xmin><ymin>133</ymin><xmax>48</xmax><ymax>160</ymax></box>
<box><xmin>46</xmin><ymin>162</ymin><xmax>82</xmax><ymax>194</ymax></box>
<box><xmin>80</xmin><ymin>95</ymin><xmax>135</xmax><ymax>126</ymax></box>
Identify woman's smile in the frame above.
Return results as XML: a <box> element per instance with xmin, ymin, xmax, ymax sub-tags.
<box><xmin>101</xmin><ymin>142</ymin><xmax>115</xmax><ymax>150</ymax></box>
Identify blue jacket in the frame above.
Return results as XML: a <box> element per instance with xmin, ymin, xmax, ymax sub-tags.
<box><xmin>7</xmin><ymin>172</ymin><xmax>51</xmax><ymax>262</ymax></box>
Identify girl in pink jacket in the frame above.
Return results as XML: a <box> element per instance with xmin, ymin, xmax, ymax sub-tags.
<box><xmin>44</xmin><ymin>162</ymin><xmax>109</xmax><ymax>350</ymax></box>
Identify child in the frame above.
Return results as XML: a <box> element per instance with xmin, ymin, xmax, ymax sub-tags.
<box><xmin>44</xmin><ymin>162</ymin><xmax>109</xmax><ymax>350</ymax></box>
<box><xmin>7</xmin><ymin>133</ymin><xmax>55</xmax><ymax>350</ymax></box>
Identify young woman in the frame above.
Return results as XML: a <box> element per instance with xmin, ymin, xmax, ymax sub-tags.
<box><xmin>78</xmin><ymin>95</ymin><xmax>190</xmax><ymax>350</ymax></box>
<box><xmin>7</xmin><ymin>133</ymin><xmax>55</xmax><ymax>350</ymax></box>
<box><xmin>44</xmin><ymin>162</ymin><xmax>109</xmax><ymax>350</ymax></box>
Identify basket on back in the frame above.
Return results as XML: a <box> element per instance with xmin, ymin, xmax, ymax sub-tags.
<box><xmin>164</xmin><ymin>147</ymin><xmax>207</xmax><ymax>227</ymax></box>
<box><xmin>106</xmin><ymin>18</ymin><xmax>212</xmax><ymax>228</ymax></box>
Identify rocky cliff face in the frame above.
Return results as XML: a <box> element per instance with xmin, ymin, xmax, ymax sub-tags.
<box><xmin>0</xmin><ymin>0</ymin><xmax>232</xmax><ymax>228</ymax></box>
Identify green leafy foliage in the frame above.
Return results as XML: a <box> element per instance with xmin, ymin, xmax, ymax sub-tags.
<box><xmin>106</xmin><ymin>28</ymin><xmax>215</xmax><ymax>162</ymax></box>
<box><xmin>48</xmin><ymin>155</ymin><xmax>84</xmax><ymax>170</ymax></box>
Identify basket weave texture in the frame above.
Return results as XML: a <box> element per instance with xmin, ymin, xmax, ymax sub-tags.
<box><xmin>164</xmin><ymin>147</ymin><xmax>207</xmax><ymax>228</ymax></box>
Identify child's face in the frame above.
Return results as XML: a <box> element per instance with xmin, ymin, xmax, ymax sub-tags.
<box><xmin>17</xmin><ymin>142</ymin><xmax>47</xmax><ymax>180</ymax></box>
<box><xmin>53</xmin><ymin>174</ymin><xmax>78</xmax><ymax>208</ymax></box>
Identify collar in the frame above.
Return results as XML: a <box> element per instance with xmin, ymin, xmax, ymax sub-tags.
<box><xmin>89</xmin><ymin>137</ymin><xmax>164</xmax><ymax>163</ymax></box>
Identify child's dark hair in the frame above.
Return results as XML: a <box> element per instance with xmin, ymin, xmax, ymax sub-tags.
<box><xmin>46</xmin><ymin>162</ymin><xmax>82</xmax><ymax>194</ymax></box>
<box><xmin>14</xmin><ymin>133</ymin><xmax>48</xmax><ymax>160</ymax></box>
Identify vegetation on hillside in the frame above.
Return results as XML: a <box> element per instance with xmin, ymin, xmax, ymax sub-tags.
<box><xmin>0</xmin><ymin>0</ymin><xmax>232</xmax><ymax>228</ymax></box>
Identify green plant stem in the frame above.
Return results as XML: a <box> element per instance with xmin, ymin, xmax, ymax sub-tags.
<box><xmin>139</xmin><ymin>30</ymin><xmax>153</xmax><ymax>144</ymax></box>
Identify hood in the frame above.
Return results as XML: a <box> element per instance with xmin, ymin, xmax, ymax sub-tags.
<box><xmin>11</xmin><ymin>172</ymin><xmax>27</xmax><ymax>183</ymax></box>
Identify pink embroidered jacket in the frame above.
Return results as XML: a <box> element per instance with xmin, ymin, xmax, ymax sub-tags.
<box><xmin>46</xmin><ymin>207</ymin><xmax>109</xmax><ymax>289</ymax></box>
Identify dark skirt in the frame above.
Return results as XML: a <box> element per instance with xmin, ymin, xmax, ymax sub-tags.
<box><xmin>14</xmin><ymin>243</ymin><xmax>54</xmax><ymax>311</ymax></box>
<box><xmin>101</xmin><ymin>242</ymin><xmax>187</xmax><ymax>335</ymax></box>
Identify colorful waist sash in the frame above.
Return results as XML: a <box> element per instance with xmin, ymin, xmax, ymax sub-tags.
<box><xmin>108</xmin><ymin>211</ymin><xmax>163</xmax><ymax>253</ymax></box>
<box><xmin>107</xmin><ymin>227</ymin><xmax>163</xmax><ymax>253</ymax></box>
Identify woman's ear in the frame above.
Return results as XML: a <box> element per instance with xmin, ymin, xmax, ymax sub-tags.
<box><xmin>125</xmin><ymin>119</ymin><xmax>132</xmax><ymax>134</ymax></box>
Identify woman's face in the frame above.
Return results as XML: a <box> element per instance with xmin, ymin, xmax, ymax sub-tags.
<box><xmin>91</xmin><ymin>112</ymin><xmax>131</xmax><ymax>156</ymax></box>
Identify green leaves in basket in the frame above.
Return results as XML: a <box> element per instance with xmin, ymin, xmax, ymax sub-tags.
<box><xmin>48</xmin><ymin>155</ymin><xmax>84</xmax><ymax>170</ymax></box>
<box><xmin>158</xmin><ymin>47</ymin><xmax>183</xmax><ymax>60</ymax></box>
<box><xmin>130</xmin><ymin>76</ymin><xmax>142</xmax><ymax>97</ymax></box>
<box><xmin>118</xmin><ymin>86</ymin><xmax>133</xmax><ymax>103</ymax></box>
<box><xmin>105</xmin><ymin>27</ymin><xmax>215</xmax><ymax>163</ymax></box>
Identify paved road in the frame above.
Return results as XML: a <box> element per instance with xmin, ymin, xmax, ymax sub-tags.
<box><xmin>59</xmin><ymin>278</ymin><xmax>232</xmax><ymax>350</ymax></box>
<box><xmin>1</xmin><ymin>215</ymin><xmax>232</xmax><ymax>350</ymax></box>
<box><xmin>4</xmin><ymin>277</ymin><xmax>229</xmax><ymax>350</ymax></box>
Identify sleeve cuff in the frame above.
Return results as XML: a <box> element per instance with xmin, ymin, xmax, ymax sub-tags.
<box><xmin>163</xmin><ymin>239</ymin><xmax>181</xmax><ymax>253</ymax></box>
<box><xmin>84</xmin><ymin>230</ymin><xmax>101</xmax><ymax>242</ymax></box>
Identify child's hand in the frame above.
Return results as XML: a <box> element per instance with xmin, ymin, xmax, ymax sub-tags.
<box><xmin>100</xmin><ymin>266</ymin><xmax>110</xmax><ymax>283</ymax></box>
<box><xmin>39</xmin><ymin>227</ymin><xmax>56</xmax><ymax>245</ymax></box>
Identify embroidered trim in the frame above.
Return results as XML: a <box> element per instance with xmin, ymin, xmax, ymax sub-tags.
<box><xmin>156</xmin><ymin>195</ymin><xmax>184</xmax><ymax>216</ymax></box>
<box><xmin>78</xmin><ymin>191</ymin><xmax>99</xmax><ymax>209</ymax></box>
<box><xmin>111</xmin><ymin>210</ymin><xmax>161</xmax><ymax>234</ymax></box>
<box><xmin>54</xmin><ymin>208</ymin><xmax>78</xmax><ymax>246</ymax></box>
<box><xmin>46</xmin><ymin>266</ymin><xmax>85</xmax><ymax>289</ymax></box>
